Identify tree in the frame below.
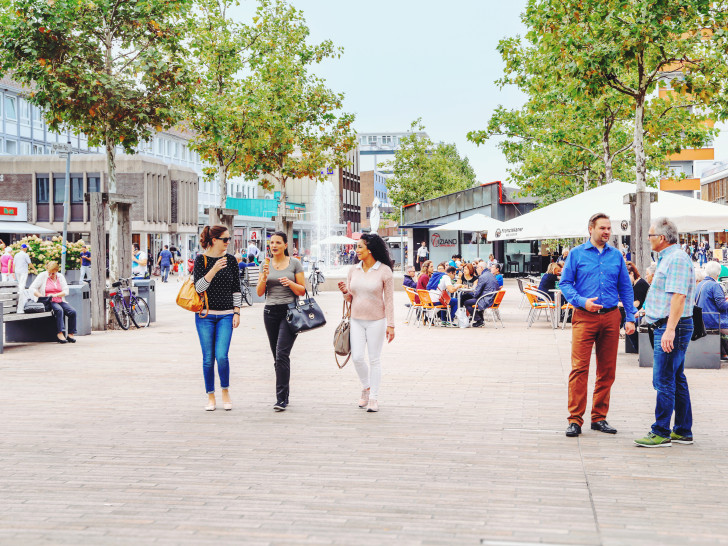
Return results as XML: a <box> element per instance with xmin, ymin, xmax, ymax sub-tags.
<box><xmin>383</xmin><ymin>119</ymin><xmax>477</xmax><ymax>210</ymax></box>
<box><xmin>0</xmin><ymin>0</ymin><xmax>191</xmax><ymax>281</ymax></box>
<box><xmin>185</xmin><ymin>0</ymin><xmax>276</xmax><ymax>233</ymax></box>
<box><xmin>521</xmin><ymin>0</ymin><xmax>728</xmax><ymax>271</ymax></box>
<box><xmin>469</xmin><ymin>31</ymin><xmax>717</xmax><ymax>207</ymax></box>
<box><xmin>251</xmin><ymin>1</ymin><xmax>356</xmax><ymax>240</ymax></box>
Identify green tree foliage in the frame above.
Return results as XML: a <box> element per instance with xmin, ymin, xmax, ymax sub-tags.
<box><xmin>0</xmin><ymin>0</ymin><xmax>191</xmax><ymax>279</ymax></box>
<box><xmin>520</xmin><ymin>0</ymin><xmax>728</xmax><ymax>269</ymax></box>
<box><xmin>384</xmin><ymin>119</ymin><xmax>477</xmax><ymax>209</ymax></box>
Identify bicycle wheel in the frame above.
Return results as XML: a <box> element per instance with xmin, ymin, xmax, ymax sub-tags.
<box><xmin>130</xmin><ymin>297</ymin><xmax>151</xmax><ymax>328</ymax></box>
<box><xmin>242</xmin><ymin>285</ymin><xmax>253</xmax><ymax>306</ymax></box>
<box><xmin>311</xmin><ymin>277</ymin><xmax>318</xmax><ymax>296</ymax></box>
<box><xmin>111</xmin><ymin>295</ymin><xmax>130</xmax><ymax>330</ymax></box>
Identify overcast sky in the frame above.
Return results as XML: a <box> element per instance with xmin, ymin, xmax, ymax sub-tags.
<box><xmin>232</xmin><ymin>0</ymin><xmax>728</xmax><ymax>183</ymax></box>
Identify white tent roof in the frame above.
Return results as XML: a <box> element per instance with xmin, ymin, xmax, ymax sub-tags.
<box><xmin>317</xmin><ymin>235</ymin><xmax>357</xmax><ymax>245</ymax></box>
<box><xmin>436</xmin><ymin>213</ymin><xmax>504</xmax><ymax>233</ymax></box>
<box><xmin>490</xmin><ymin>181</ymin><xmax>728</xmax><ymax>241</ymax></box>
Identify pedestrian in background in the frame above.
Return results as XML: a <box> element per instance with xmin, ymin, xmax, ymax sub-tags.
<box><xmin>80</xmin><ymin>245</ymin><xmax>91</xmax><ymax>282</ymax></box>
<box><xmin>158</xmin><ymin>245</ymin><xmax>174</xmax><ymax>283</ymax></box>
<box><xmin>559</xmin><ymin>212</ymin><xmax>636</xmax><ymax>438</ymax></box>
<box><xmin>635</xmin><ymin>217</ymin><xmax>696</xmax><ymax>448</ymax></box>
<box><xmin>338</xmin><ymin>233</ymin><xmax>395</xmax><ymax>412</ymax></box>
<box><xmin>256</xmin><ymin>231</ymin><xmax>306</xmax><ymax>412</ymax></box>
<box><xmin>1</xmin><ymin>247</ymin><xmax>14</xmax><ymax>282</ymax></box>
<box><xmin>194</xmin><ymin>225</ymin><xmax>241</xmax><ymax>411</ymax></box>
<box><xmin>14</xmin><ymin>244</ymin><xmax>32</xmax><ymax>289</ymax></box>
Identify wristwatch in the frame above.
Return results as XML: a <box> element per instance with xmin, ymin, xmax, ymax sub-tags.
<box><xmin>233</xmin><ymin>311</ymin><xmax>240</xmax><ymax>316</ymax></box>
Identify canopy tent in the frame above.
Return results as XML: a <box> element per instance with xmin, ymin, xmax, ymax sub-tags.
<box><xmin>384</xmin><ymin>236</ymin><xmax>406</xmax><ymax>244</ymax></box>
<box><xmin>0</xmin><ymin>221</ymin><xmax>56</xmax><ymax>234</ymax></box>
<box><xmin>490</xmin><ymin>182</ymin><xmax>728</xmax><ymax>241</ymax></box>
<box><xmin>317</xmin><ymin>235</ymin><xmax>357</xmax><ymax>245</ymax></box>
<box><xmin>436</xmin><ymin>213</ymin><xmax>504</xmax><ymax>234</ymax></box>
<box><xmin>436</xmin><ymin>213</ymin><xmax>505</xmax><ymax>257</ymax></box>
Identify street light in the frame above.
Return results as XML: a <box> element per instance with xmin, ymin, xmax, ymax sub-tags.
<box><xmin>52</xmin><ymin>140</ymin><xmax>73</xmax><ymax>274</ymax></box>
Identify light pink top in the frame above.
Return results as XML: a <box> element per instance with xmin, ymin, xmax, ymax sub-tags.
<box><xmin>346</xmin><ymin>261</ymin><xmax>394</xmax><ymax>327</ymax></box>
<box><xmin>45</xmin><ymin>276</ymin><xmax>63</xmax><ymax>303</ymax></box>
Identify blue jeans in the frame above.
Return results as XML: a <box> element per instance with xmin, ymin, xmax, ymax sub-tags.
<box><xmin>195</xmin><ymin>313</ymin><xmax>233</xmax><ymax>394</ymax></box>
<box><xmin>161</xmin><ymin>264</ymin><xmax>170</xmax><ymax>282</ymax></box>
<box><xmin>652</xmin><ymin>317</ymin><xmax>693</xmax><ymax>438</ymax></box>
<box><xmin>51</xmin><ymin>302</ymin><xmax>77</xmax><ymax>335</ymax></box>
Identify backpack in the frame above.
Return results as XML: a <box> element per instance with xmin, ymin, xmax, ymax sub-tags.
<box><xmin>426</xmin><ymin>272</ymin><xmax>445</xmax><ymax>291</ymax></box>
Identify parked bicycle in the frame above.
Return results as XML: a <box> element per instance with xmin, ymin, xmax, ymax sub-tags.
<box><xmin>308</xmin><ymin>260</ymin><xmax>326</xmax><ymax>295</ymax></box>
<box><xmin>239</xmin><ymin>268</ymin><xmax>253</xmax><ymax>306</ymax></box>
<box><xmin>109</xmin><ymin>277</ymin><xmax>151</xmax><ymax>330</ymax></box>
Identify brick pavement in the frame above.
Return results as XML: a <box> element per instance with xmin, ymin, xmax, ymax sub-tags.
<box><xmin>1</xmin><ymin>278</ymin><xmax>727</xmax><ymax>545</ymax></box>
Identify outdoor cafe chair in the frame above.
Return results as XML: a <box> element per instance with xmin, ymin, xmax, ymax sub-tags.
<box><xmin>516</xmin><ymin>278</ymin><xmax>530</xmax><ymax>309</ymax></box>
<box><xmin>524</xmin><ymin>287</ymin><xmax>557</xmax><ymax>328</ymax></box>
<box><xmin>560</xmin><ymin>302</ymin><xmax>575</xmax><ymax>329</ymax></box>
<box><xmin>470</xmin><ymin>289</ymin><xmax>506</xmax><ymax>328</ymax></box>
<box><xmin>417</xmin><ymin>289</ymin><xmax>448</xmax><ymax>328</ymax></box>
<box><xmin>404</xmin><ymin>287</ymin><xmax>424</xmax><ymax>326</ymax></box>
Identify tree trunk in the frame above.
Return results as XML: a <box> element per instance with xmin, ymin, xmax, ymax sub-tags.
<box><xmin>217</xmin><ymin>159</ymin><xmax>227</xmax><ymax>211</ymax></box>
<box><xmin>632</xmin><ymin>92</ymin><xmax>652</xmax><ymax>275</ymax></box>
<box><xmin>275</xmin><ymin>176</ymin><xmax>294</xmax><ymax>245</ymax></box>
<box><xmin>106</xmin><ymin>134</ymin><xmax>121</xmax><ymax>282</ymax></box>
<box><xmin>603</xmin><ymin>131</ymin><xmax>613</xmax><ymax>185</ymax></box>
<box><xmin>583</xmin><ymin>169</ymin><xmax>589</xmax><ymax>192</ymax></box>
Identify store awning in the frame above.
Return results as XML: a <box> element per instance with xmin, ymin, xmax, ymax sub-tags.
<box><xmin>399</xmin><ymin>223</ymin><xmax>443</xmax><ymax>229</ymax></box>
<box><xmin>0</xmin><ymin>221</ymin><xmax>56</xmax><ymax>234</ymax></box>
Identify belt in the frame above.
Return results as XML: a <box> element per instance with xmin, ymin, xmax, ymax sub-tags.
<box><xmin>576</xmin><ymin>306</ymin><xmax>618</xmax><ymax>315</ymax></box>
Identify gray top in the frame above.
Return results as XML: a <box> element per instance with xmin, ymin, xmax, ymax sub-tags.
<box><xmin>264</xmin><ymin>258</ymin><xmax>304</xmax><ymax>305</ymax></box>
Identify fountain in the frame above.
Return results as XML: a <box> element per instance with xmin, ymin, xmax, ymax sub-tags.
<box><xmin>312</xmin><ymin>180</ymin><xmax>338</xmax><ymax>271</ymax></box>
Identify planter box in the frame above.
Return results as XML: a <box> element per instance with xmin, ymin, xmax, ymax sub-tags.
<box><xmin>638</xmin><ymin>327</ymin><xmax>721</xmax><ymax>369</ymax></box>
<box><xmin>65</xmin><ymin>270</ymin><xmax>81</xmax><ymax>284</ymax></box>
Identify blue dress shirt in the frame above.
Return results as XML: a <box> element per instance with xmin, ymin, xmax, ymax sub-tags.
<box><xmin>696</xmin><ymin>277</ymin><xmax>728</xmax><ymax>329</ymax></box>
<box><xmin>559</xmin><ymin>241</ymin><xmax>637</xmax><ymax>323</ymax></box>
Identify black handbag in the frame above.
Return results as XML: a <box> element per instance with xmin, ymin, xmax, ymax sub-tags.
<box><xmin>24</xmin><ymin>301</ymin><xmax>47</xmax><ymax>313</ymax></box>
<box><xmin>36</xmin><ymin>296</ymin><xmax>53</xmax><ymax>311</ymax></box>
<box><xmin>286</xmin><ymin>290</ymin><xmax>326</xmax><ymax>334</ymax></box>
<box><xmin>692</xmin><ymin>284</ymin><xmax>708</xmax><ymax>341</ymax></box>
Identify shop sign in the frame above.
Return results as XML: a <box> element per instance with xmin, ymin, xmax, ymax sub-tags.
<box><xmin>431</xmin><ymin>232</ymin><xmax>457</xmax><ymax>248</ymax></box>
<box><xmin>0</xmin><ymin>201</ymin><xmax>27</xmax><ymax>221</ymax></box>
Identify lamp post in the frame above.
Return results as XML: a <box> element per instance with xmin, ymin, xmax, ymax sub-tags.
<box><xmin>52</xmin><ymin>140</ymin><xmax>73</xmax><ymax>273</ymax></box>
<box><xmin>399</xmin><ymin>205</ymin><xmax>404</xmax><ymax>271</ymax></box>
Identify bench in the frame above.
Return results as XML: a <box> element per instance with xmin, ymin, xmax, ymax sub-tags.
<box><xmin>0</xmin><ymin>281</ymin><xmax>55</xmax><ymax>354</ymax></box>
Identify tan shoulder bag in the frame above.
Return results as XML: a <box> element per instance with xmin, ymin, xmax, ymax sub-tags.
<box><xmin>333</xmin><ymin>299</ymin><xmax>352</xmax><ymax>368</ymax></box>
<box><xmin>176</xmin><ymin>255</ymin><xmax>209</xmax><ymax>317</ymax></box>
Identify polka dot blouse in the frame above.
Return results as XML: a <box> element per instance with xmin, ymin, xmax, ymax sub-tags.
<box><xmin>193</xmin><ymin>254</ymin><xmax>242</xmax><ymax>312</ymax></box>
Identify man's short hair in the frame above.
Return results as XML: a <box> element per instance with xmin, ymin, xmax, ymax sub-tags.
<box><xmin>445</xmin><ymin>266</ymin><xmax>457</xmax><ymax>274</ymax></box>
<box><xmin>705</xmin><ymin>260</ymin><xmax>722</xmax><ymax>278</ymax></box>
<box><xmin>651</xmin><ymin>217</ymin><xmax>678</xmax><ymax>244</ymax></box>
<box><xmin>491</xmin><ymin>263</ymin><xmax>501</xmax><ymax>272</ymax></box>
<box><xmin>164</xmin><ymin>245</ymin><xmax>168</xmax><ymax>249</ymax></box>
<box><xmin>588</xmin><ymin>212</ymin><xmax>610</xmax><ymax>229</ymax></box>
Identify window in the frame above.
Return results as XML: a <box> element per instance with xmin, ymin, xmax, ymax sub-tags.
<box><xmin>54</xmin><ymin>178</ymin><xmax>66</xmax><ymax>204</ymax></box>
<box><xmin>165</xmin><ymin>139</ymin><xmax>171</xmax><ymax>156</ymax></box>
<box><xmin>19</xmin><ymin>141</ymin><xmax>31</xmax><ymax>155</ymax></box>
<box><xmin>368</xmin><ymin>135</ymin><xmax>377</xmax><ymax>145</ymax></box>
<box><xmin>32</xmin><ymin>144</ymin><xmax>44</xmax><ymax>155</ymax></box>
<box><xmin>361</xmin><ymin>136</ymin><xmax>367</xmax><ymax>145</ymax></box>
<box><xmin>32</xmin><ymin>106</ymin><xmax>43</xmax><ymax>129</ymax></box>
<box><xmin>4</xmin><ymin>95</ymin><xmax>16</xmax><ymax>121</ymax></box>
<box><xmin>5</xmin><ymin>139</ymin><xmax>17</xmax><ymax>154</ymax></box>
<box><xmin>88</xmin><ymin>176</ymin><xmax>100</xmax><ymax>193</ymax></box>
<box><xmin>19</xmin><ymin>98</ymin><xmax>30</xmax><ymax>125</ymax></box>
<box><xmin>156</xmin><ymin>138</ymin><xmax>164</xmax><ymax>155</ymax></box>
<box><xmin>37</xmin><ymin>177</ymin><xmax>49</xmax><ymax>204</ymax></box>
<box><xmin>71</xmin><ymin>176</ymin><xmax>84</xmax><ymax>203</ymax></box>
<box><xmin>381</xmin><ymin>135</ymin><xmax>392</xmax><ymax>145</ymax></box>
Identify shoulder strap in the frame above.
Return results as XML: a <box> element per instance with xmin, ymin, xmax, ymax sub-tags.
<box><xmin>199</xmin><ymin>255</ymin><xmax>209</xmax><ymax>318</ymax></box>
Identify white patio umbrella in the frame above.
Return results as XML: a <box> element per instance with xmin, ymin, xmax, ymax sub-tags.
<box><xmin>436</xmin><ymin>213</ymin><xmax>505</xmax><ymax>257</ymax></box>
<box><xmin>490</xmin><ymin>181</ymin><xmax>728</xmax><ymax>240</ymax></box>
<box><xmin>317</xmin><ymin>235</ymin><xmax>358</xmax><ymax>245</ymax></box>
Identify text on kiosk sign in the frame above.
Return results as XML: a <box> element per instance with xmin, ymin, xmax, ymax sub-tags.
<box><xmin>431</xmin><ymin>232</ymin><xmax>457</xmax><ymax>248</ymax></box>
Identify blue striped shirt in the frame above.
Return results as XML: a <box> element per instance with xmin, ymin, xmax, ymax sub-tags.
<box><xmin>644</xmin><ymin>244</ymin><xmax>695</xmax><ymax>323</ymax></box>
<box><xmin>559</xmin><ymin>241</ymin><xmax>637</xmax><ymax>323</ymax></box>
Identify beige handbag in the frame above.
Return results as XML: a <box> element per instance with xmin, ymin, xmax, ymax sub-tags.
<box><xmin>333</xmin><ymin>300</ymin><xmax>352</xmax><ymax>368</ymax></box>
<box><xmin>176</xmin><ymin>255</ymin><xmax>209</xmax><ymax>317</ymax></box>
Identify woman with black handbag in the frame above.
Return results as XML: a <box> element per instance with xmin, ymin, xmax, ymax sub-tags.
<box><xmin>256</xmin><ymin>231</ymin><xmax>306</xmax><ymax>412</ymax></box>
<box><xmin>337</xmin><ymin>233</ymin><xmax>395</xmax><ymax>413</ymax></box>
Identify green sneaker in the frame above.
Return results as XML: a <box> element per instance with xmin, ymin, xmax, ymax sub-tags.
<box><xmin>634</xmin><ymin>432</ymin><xmax>672</xmax><ymax>448</ymax></box>
<box><xmin>670</xmin><ymin>432</ymin><xmax>694</xmax><ymax>445</ymax></box>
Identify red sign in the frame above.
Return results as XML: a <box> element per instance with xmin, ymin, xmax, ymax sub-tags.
<box><xmin>431</xmin><ymin>232</ymin><xmax>457</xmax><ymax>248</ymax></box>
<box><xmin>0</xmin><ymin>206</ymin><xmax>18</xmax><ymax>216</ymax></box>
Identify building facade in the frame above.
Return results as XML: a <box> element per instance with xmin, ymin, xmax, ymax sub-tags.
<box><xmin>359</xmin><ymin>169</ymin><xmax>397</xmax><ymax>236</ymax></box>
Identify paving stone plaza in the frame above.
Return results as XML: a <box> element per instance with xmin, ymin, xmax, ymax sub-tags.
<box><xmin>2</xmin><ymin>279</ymin><xmax>728</xmax><ymax>545</ymax></box>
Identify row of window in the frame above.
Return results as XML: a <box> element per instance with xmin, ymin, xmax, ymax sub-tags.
<box><xmin>1</xmin><ymin>94</ymin><xmax>43</xmax><ymax>129</ymax></box>
<box><xmin>360</xmin><ymin>135</ymin><xmax>400</xmax><ymax>146</ymax></box>
<box><xmin>36</xmin><ymin>176</ymin><xmax>101</xmax><ymax>205</ymax></box>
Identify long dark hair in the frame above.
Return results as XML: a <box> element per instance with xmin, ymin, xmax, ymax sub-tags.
<box><xmin>359</xmin><ymin>233</ymin><xmax>394</xmax><ymax>270</ymax></box>
<box><xmin>200</xmin><ymin>225</ymin><xmax>228</xmax><ymax>249</ymax></box>
<box><xmin>271</xmin><ymin>231</ymin><xmax>289</xmax><ymax>256</ymax></box>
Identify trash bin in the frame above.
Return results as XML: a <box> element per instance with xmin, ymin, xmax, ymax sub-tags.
<box><xmin>66</xmin><ymin>283</ymin><xmax>91</xmax><ymax>336</ymax></box>
<box><xmin>133</xmin><ymin>279</ymin><xmax>156</xmax><ymax>323</ymax></box>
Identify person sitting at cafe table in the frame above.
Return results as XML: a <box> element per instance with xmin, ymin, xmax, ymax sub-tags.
<box><xmin>403</xmin><ymin>265</ymin><xmax>417</xmax><ymax>289</ymax></box>
<box><xmin>697</xmin><ymin>260</ymin><xmax>728</xmax><ymax>339</ymax></box>
<box><xmin>538</xmin><ymin>262</ymin><xmax>562</xmax><ymax>301</ymax></box>
<box><xmin>491</xmin><ymin>263</ymin><xmax>504</xmax><ymax>288</ymax></box>
<box><xmin>427</xmin><ymin>265</ymin><xmax>462</xmax><ymax>321</ymax></box>
<box><xmin>415</xmin><ymin>260</ymin><xmax>433</xmax><ymax>304</ymax></box>
<box><xmin>463</xmin><ymin>262</ymin><xmax>500</xmax><ymax>327</ymax></box>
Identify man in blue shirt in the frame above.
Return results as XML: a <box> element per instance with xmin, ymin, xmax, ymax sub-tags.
<box><xmin>80</xmin><ymin>245</ymin><xmax>91</xmax><ymax>282</ymax></box>
<box><xmin>559</xmin><ymin>213</ymin><xmax>636</xmax><ymax>438</ymax></box>
<box><xmin>157</xmin><ymin>245</ymin><xmax>174</xmax><ymax>283</ymax></box>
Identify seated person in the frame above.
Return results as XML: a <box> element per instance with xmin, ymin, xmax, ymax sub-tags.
<box><xmin>463</xmin><ymin>262</ymin><xmax>500</xmax><ymax>327</ymax></box>
<box><xmin>30</xmin><ymin>261</ymin><xmax>77</xmax><ymax>343</ymax></box>
<box><xmin>403</xmin><ymin>265</ymin><xmax>417</xmax><ymax>289</ymax></box>
<box><xmin>626</xmin><ymin>261</ymin><xmax>650</xmax><ymax>310</ymax></box>
<box><xmin>697</xmin><ymin>261</ymin><xmax>728</xmax><ymax>340</ymax></box>
<box><xmin>428</xmin><ymin>266</ymin><xmax>462</xmax><ymax>320</ymax></box>
<box><xmin>538</xmin><ymin>262</ymin><xmax>562</xmax><ymax>301</ymax></box>
<box><xmin>414</xmin><ymin>260</ymin><xmax>432</xmax><ymax>304</ymax></box>
<box><xmin>458</xmin><ymin>262</ymin><xmax>478</xmax><ymax>301</ymax></box>
<box><xmin>486</xmin><ymin>254</ymin><xmax>497</xmax><ymax>269</ymax></box>
<box><xmin>491</xmin><ymin>263</ymin><xmax>504</xmax><ymax>288</ymax></box>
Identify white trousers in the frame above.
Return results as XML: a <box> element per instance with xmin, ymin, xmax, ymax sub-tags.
<box><xmin>16</xmin><ymin>272</ymin><xmax>28</xmax><ymax>290</ymax></box>
<box><xmin>1</xmin><ymin>272</ymin><xmax>14</xmax><ymax>282</ymax></box>
<box><xmin>350</xmin><ymin>318</ymin><xmax>386</xmax><ymax>400</ymax></box>
<box><xmin>80</xmin><ymin>265</ymin><xmax>91</xmax><ymax>281</ymax></box>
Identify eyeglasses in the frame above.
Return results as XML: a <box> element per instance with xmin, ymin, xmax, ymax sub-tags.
<box><xmin>647</xmin><ymin>234</ymin><xmax>661</xmax><ymax>239</ymax></box>
<box><xmin>216</xmin><ymin>237</ymin><xmax>232</xmax><ymax>243</ymax></box>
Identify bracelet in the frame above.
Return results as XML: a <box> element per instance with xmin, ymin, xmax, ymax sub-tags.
<box><xmin>233</xmin><ymin>312</ymin><xmax>240</xmax><ymax>316</ymax></box>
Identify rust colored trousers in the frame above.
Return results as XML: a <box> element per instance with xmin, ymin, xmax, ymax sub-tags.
<box><xmin>568</xmin><ymin>308</ymin><xmax>621</xmax><ymax>426</ymax></box>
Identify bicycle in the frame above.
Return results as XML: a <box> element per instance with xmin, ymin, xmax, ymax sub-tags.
<box><xmin>239</xmin><ymin>268</ymin><xmax>253</xmax><ymax>306</ymax></box>
<box><xmin>308</xmin><ymin>260</ymin><xmax>326</xmax><ymax>296</ymax></box>
<box><xmin>109</xmin><ymin>277</ymin><xmax>151</xmax><ymax>330</ymax></box>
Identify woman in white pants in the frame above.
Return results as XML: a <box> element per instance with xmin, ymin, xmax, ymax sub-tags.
<box><xmin>338</xmin><ymin>233</ymin><xmax>395</xmax><ymax>412</ymax></box>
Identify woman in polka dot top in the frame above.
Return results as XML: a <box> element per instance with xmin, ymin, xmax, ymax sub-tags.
<box><xmin>193</xmin><ymin>225</ymin><xmax>242</xmax><ymax>412</ymax></box>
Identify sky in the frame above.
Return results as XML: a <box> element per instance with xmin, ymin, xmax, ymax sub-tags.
<box><xmin>231</xmin><ymin>0</ymin><xmax>728</xmax><ymax>184</ymax></box>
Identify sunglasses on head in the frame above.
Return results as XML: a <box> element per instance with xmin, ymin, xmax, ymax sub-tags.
<box><xmin>216</xmin><ymin>237</ymin><xmax>232</xmax><ymax>243</ymax></box>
